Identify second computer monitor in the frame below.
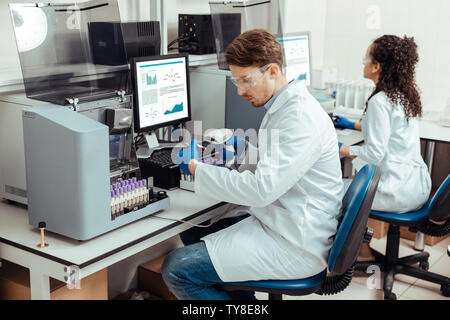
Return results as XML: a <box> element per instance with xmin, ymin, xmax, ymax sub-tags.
<box><xmin>279</xmin><ymin>32</ymin><xmax>312</xmax><ymax>86</ymax></box>
<box><xmin>131</xmin><ymin>53</ymin><xmax>191</xmax><ymax>133</ymax></box>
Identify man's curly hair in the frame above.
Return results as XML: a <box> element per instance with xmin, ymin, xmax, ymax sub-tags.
<box><xmin>367</xmin><ymin>35</ymin><xmax>422</xmax><ymax>121</ymax></box>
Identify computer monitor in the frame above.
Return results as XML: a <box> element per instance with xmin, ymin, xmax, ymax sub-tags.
<box><xmin>278</xmin><ymin>32</ymin><xmax>312</xmax><ymax>86</ymax></box>
<box><xmin>131</xmin><ymin>53</ymin><xmax>191</xmax><ymax>133</ymax></box>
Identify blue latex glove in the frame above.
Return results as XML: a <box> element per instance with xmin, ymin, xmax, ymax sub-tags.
<box><xmin>338</xmin><ymin>142</ymin><xmax>343</xmax><ymax>150</ymax></box>
<box><xmin>333</xmin><ymin>116</ymin><xmax>355</xmax><ymax>129</ymax></box>
<box><xmin>217</xmin><ymin>136</ymin><xmax>247</xmax><ymax>163</ymax></box>
<box><xmin>176</xmin><ymin>139</ymin><xmax>199</xmax><ymax>175</ymax></box>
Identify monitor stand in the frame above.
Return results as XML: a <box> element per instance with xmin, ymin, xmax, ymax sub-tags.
<box><xmin>136</xmin><ymin>132</ymin><xmax>159</xmax><ymax>158</ymax></box>
<box><xmin>144</xmin><ymin>132</ymin><xmax>160</xmax><ymax>150</ymax></box>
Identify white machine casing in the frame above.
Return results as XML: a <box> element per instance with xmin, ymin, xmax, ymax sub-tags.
<box><xmin>0</xmin><ymin>93</ymin><xmax>48</xmax><ymax>204</ymax></box>
<box><xmin>22</xmin><ymin>104</ymin><xmax>169</xmax><ymax>240</ymax></box>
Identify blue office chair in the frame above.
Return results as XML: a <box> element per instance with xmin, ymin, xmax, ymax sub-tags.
<box><xmin>218</xmin><ymin>164</ymin><xmax>381</xmax><ymax>300</ymax></box>
<box><xmin>355</xmin><ymin>175</ymin><xmax>450</xmax><ymax>300</ymax></box>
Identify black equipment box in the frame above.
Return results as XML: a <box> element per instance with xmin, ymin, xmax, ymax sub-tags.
<box><xmin>138</xmin><ymin>148</ymin><xmax>181</xmax><ymax>190</ymax></box>
<box><xmin>178</xmin><ymin>14</ymin><xmax>215</xmax><ymax>55</ymax></box>
<box><xmin>89</xmin><ymin>21</ymin><xmax>161</xmax><ymax>65</ymax></box>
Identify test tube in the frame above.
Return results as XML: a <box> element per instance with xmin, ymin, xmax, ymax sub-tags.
<box><xmin>143</xmin><ymin>180</ymin><xmax>149</xmax><ymax>202</ymax></box>
<box><xmin>136</xmin><ymin>182</ymin><xmax>141</xmax><ymax>204</ymax></box>
<box><xmin>344</xmin><ymin>81</ymin><xmax>353</xmax><ymax>108</ymax></box>
<box><xmin>126</xmin><ymin>185</ymin><xmax>132</xmax><ymax>207</ymax></box>
<box><xmin>140</xmin><ymin>180</ymin><xmax>146</xmax><ymax>203</ymax></box>
<box><xmin>131</xmin><ymin>183</ymin><xmax>137</xmax><ymax>206</ymax></box>
<box><xmin>335</xmin><ymin>81</ymin><xmax>345</xmax><ymax>108</ymax></box>
<box><xmin>118</xmin><ymin>187</ymin><xmax>124</xmax><ymax>213</ymax></box>
<box><xmin>140</xmin><ymin>181</ymin><xmax>145</xmax><ymax>203</ymax></box>
<box><xmin>135</xmin><ymin>181</ymin><xmax>141</xmax><ymax>204</ymax></box>
<box><xmin>113</xmin><ymin>190</ymin><xmax>119</xmax><ymax>216</ymax></box>
<box><xmin>110</xmin><ymin>190</ymin><xmax>115</xmax><ymax>216</ymax></box>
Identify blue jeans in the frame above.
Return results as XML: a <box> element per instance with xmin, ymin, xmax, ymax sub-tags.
<box><xmin>161</xmin><ymin>215</ymin><xmax>256</xmax><ymax>300</ymax></box>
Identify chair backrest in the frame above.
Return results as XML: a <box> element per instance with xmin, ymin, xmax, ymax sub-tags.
<box><xmin>327</xmin><ymin>164</ymin><xmax>381</xmax><ymax>274</ymax></box>
<box><xmin>429</xmin><ymin>175</ymin><xmax>450</xmax><ymax>222</ymax></box>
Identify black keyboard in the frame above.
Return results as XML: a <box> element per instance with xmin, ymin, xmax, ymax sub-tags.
<box><xmin>144</xmin><ymin>147</ymin><xmax>179</xmax><ymax>168</ymax></box>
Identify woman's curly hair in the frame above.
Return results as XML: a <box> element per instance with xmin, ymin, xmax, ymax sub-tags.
<box><xmin>367</xmin><ymin>35</ymin><xmax>422</xmax><ymax>121</ymax></box>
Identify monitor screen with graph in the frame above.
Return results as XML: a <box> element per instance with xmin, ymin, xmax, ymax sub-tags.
<box><xmin>131</xmin><ymin>53</ymin><xmax>191</xmax><ymax>133</ymax></box>
<box><xmin>279</xmin><ymin>32</ymin><xmax>311</xmax><ymax>86</ymax></box>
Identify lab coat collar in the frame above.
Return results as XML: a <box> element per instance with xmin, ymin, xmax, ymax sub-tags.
<box><xmin>264</xmin><ymin>81</ymin><xmax>294</xmax><ymax>111</ymax></box>
<box><xmin>266</xmin><ymin>80</ymin><xmax>307</xmax><ymax>115</ymax></box>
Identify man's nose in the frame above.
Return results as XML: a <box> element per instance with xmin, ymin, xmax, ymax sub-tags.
<box><xmin>237</xmin><ymin>86</ymin><xmax>245</xmax><ymax>96</ymax></box>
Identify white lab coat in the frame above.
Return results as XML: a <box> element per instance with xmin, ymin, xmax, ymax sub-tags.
<box><xmin>194</xmin><ymin>81</ymin><xmax>344</xmax><ymax>282</ymax></box>
<box><xmin>349</xmin><ymin>91</ymin><xmax>431</xmax><ymax>213</ymax></box>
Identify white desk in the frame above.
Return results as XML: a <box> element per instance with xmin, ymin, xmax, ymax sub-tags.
<box><xmin>414</xmin><ymin>120</ymin><xmax>450</xmax><ymax>251</ymax></box>
<box><xmin>336</xmin><ymin>128</ymin><xmax>364</xmax><ymax>148</ymax></box>
<box><xmin>419</xmin><ymin>119</ymin><xmax>450</xmax><ymax>144</ymax></box>
<box><xmin>0</xmin><ymin>189</ymin><xmax>226</xmax><ymax>300</ymax></box>
<box><xmin>419</xmin><ymin>119</ymin><xmax>450</xmax><ymax>174</ymax></box>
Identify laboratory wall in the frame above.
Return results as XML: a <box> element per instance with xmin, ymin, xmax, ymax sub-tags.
<box><xmin>322</xmin><ymin>0</ymin><xmax>450</xmax><ymax>110</ymax></box>
<box><xmin>281</xmin><ymin>0</ymin><xmax>327</xmax><ymax>69</ymax></box>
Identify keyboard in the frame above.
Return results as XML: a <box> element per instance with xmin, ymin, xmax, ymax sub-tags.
<box><xmin>144</xmin><ymin>147</ymin><xmax>179</xmax><ymax>168</ymax></box>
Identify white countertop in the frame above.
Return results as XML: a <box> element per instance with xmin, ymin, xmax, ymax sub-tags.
<box><xmin>419</xmin><ymin>119</ymin><xmax>450</xmax><ymax>143</ymax></box>
<box><xmin>0</xmin><ymin>68</ymin><xmax>23</xmax><ymax>87</ymax></box>
<box><xmin>0</xmin><ymin>189</ymin><xmax>225</xmax><ymax>267</ymax></box>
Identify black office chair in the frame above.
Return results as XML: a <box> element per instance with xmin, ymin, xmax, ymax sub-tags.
<box><xmin>218</xmin><ymin>164</ymin><xmax>381</xmax><ymax>300</ymax></box>
<box><xmin>355</xmin><ymin>174</ymin><xmax>450</xmax><ymax>300</ymax></box>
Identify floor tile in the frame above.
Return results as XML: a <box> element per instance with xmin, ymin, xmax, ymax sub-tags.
<box><xmin>284</xmin><ymin>281</ymin><xmax>384</xmax><ymax>300</ymax></box>
<box><xmin>253</xmin><ymin>236</ymin><xmax>449</xmax><ymax>301</ymax></box>
<box><xmin>352</xmin><ymin>270</ymin><xmax>413</xmax><ymax>296</ymax></box>
<box><xmin>434</xmin><ymin>235</ymin><xmax>450</xmax><ymax>250</ymax></box>
<box><xmin>401</xmin><ymin>254</ymin><xmax>450</xmax><ymax>300</ymax></box>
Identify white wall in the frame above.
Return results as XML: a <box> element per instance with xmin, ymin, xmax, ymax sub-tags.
<box><xmin>282</xmin><ymin>0</ymin><xmax>327</xmax><ymax>69</ymax></box>
<box><xmin>322</xmin><ymin>0</ymin><xmax>450</xmax><ymax>109</ymax></box>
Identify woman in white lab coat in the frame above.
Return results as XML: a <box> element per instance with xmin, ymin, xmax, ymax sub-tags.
<box><xmin>161</xmin><ymin>29</ymin><xmax>344</xmax><ymax>300</ymax></box>
<box><xmin>337</xmin><ymin>35</ymin><xmax>431</xmax><ymax>213</ymax></box>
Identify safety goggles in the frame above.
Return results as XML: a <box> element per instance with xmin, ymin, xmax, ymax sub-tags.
<box><xmin>362</xmin><ymin>57</ymin><xmax>373</xmax><ymax>65</ymax></box>
<box><xmin>229</xmin><ymin>64</ymin><xmax>272</xmax><ymax>91</ymax></box>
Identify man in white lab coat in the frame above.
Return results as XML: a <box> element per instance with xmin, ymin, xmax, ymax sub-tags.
<box><xmin>161</xmin><ymin>29</ymin><xmax>344</xmax><ymax>300</ymax></box>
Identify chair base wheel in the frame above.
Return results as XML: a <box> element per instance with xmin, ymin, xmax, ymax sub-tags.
<box><xmin>441</xmin><ymin>284</ymin><xmax>450</xmax><ymax>297</ymax></box>
<box><xmin>419</xmin><ymin>261</ymin><xmax>429</xmax><ymax>271</ymax></box>
<box><xmin>384</xmin><ymin>292</ymin><xmax>397</xmax><ymax>300</ymax></box>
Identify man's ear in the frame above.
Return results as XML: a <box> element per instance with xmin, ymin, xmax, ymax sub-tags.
<box><xmin>269</xmin><ymin>64</ymin><xmax>280</xmax><ymax>78</ymax></box>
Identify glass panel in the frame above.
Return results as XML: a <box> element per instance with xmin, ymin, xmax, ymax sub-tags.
<box><xmin>209</xmin><ymin>0</ymin><xmax>283</xmax><ymax>70</ymax></box>
<box><xmin>10</xmin><ymin>0</ymin><xmax>128</xmax><ymax>105</ymax></box>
